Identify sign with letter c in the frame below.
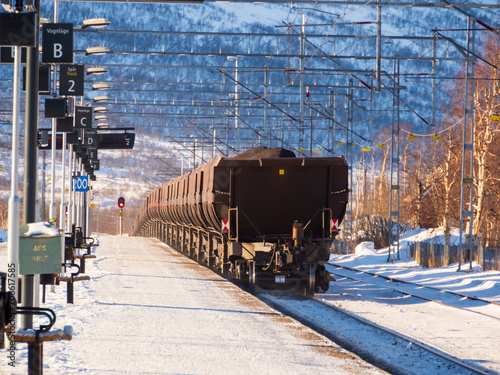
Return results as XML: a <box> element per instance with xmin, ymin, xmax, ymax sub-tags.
<box><xmin>74</xmin><ymin>106</ymin><xmax>93</xmax><ymax>129</ymax></box>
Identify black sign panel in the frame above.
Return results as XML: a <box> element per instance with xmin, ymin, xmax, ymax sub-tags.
<box><xmin>39</xmin><ymin>132</ymin><xmax>135</xmax><ymax>150</ymax></box>
<box><xmin>56</xmin><ymin>117</ymin><xmax>74</xmax><ymax>133</ymax></box>
<box><xmin>98</xmin><ymin>133</ymin><xmax>135</xmax><ymax>149</ymax></box>
<box><xmin>42</xmin><ymin>23</ymin><xmax>73</xmax><ymax>63</ymax></box>
<box><xmin>0</xmin><ymin>13</ymin><xmax>36</xmax><ymax>47</ymax></box>
<box><xmin>84</xmin><ymin>129</ymin><xmax>98</xmax><ymax>149</ymax></box>
<box><xmin>88</xmin><ymin>149</ymin><xmax>98</xmax><ymax>161</ymax></box>
<box><xmin>66</xmin><ymin>130</ymin><xmax>79</xmax><ymax>145</ymax></box>
<box><xmin>91</xmin><ymin>159</ymin><xmax>100</xmax><ymax>171</ymax></box>
<box><xmin>60</xmin><ymin>64</ymin><xmax>84</xmax><ymax>96</ymax></box>
<box><xmin>23</xmin><ymin>65</ymin><xmax>51</xmax><ymax>95</ymax></box>
<box><xmin>44</xmin><ymin>98</ymin><xmax>67</xmax><ymax>118</ymax></box>
<box><xmin>75</xmin><ymin>143</ymin><xmax>87</xmax><ymax>156</ymax></box>
<box><xmin>74</xmin><ymin>106</ymin><xmax>93</xmax><ymax>129</ymax></box>
<box><xmin>0</xmin><ymin>46</ymin><xmax>27</xmax><ymax>63</ymax></box>
<box><xmin>88</xmin><ymin>148</ymin><xmax>98</xmax><ymax>160</ymax></box>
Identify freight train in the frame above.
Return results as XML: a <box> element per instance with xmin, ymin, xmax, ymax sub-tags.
<box><xmin>131</xmin><ymin>147</ymin><xmax>348</xmax><ymax>296</ymax></box>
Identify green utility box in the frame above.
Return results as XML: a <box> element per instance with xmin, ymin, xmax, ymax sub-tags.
<box><xmin>19</xmin><ymin>222</ymin><xmax>63</xmax><ymax>275</ymax></box>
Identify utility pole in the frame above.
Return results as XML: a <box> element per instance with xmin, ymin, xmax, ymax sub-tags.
<box><xmin>458</xmin><ymin>17</ymin><xmax>476</xmax><ymax>272</ymax></box>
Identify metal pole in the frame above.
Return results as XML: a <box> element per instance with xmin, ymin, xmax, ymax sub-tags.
<box><xmin>234</xmin><ymin>59</ymin><xmax>239</xmax><ymax>152</ymax></box>
<box><xmin>49</xmin><ymin>0</ymin><xmax>59</xmax><ymax>223</ymax></box>
<box><xmin>7</xmin><ymin>45</ymin><xmax>22</xmax><ymax>326</ymax></box>
<box><xmin>387</xmin><ymin>58</ymin><xmax>401</xmax><ymax>261</ymax></box>
<box><xmin>67</xmin><ymin>144</ymin><xmax>73</xmax><ymax>232</ymax></box>
<box><xmin>22</xmin><ymin>0</ymin><xmax>40</xmax><ymax>331</ymax></box>
<box><xmin>309</xmin><ymin>107</ymin><xmax>313</xmax><ymax>157</ymax></box>
<box><xmin>119</xmin><ymin>210</ymin><xmax>123</xmax><ymax>236</ymax></box>
<box><xmin>432</xmin><ymin>33</ymin><xmax>437</xmax><ymax>127</ymax></box>
<box><xmin>226</xmin><ymin>116</ymin><xmax>229</xmax><ymax>156</ymax></box>
<box><xmin>376</xmin><ymin>5</ymin><xmax>382</xmax><ymax>92</ymax></box>
<box><xmin>59</xmin><ymin>132</ymin><xmax>67</xmax><ymax>229</ymax></box>
<box><xmin>299</xmin><ymin>13</ymin><xmax>305</xmax><ymax>150</ymax></box>
<box><xmin>458</xmin><ymin>17</ymin><xmax>476</xmax><ymax>271</ymax></box>
<box><xmin>263</xmin><ymin>67</ymin><xmax>268</xmax><ymax>147</ymax></box>
<box><xmin>49</xmin><ymin>74</ymin><xmax>57</xmax><ymax>222</ymax></box>
<box><xmin>41</xmin><ymin>152</ymin><xmax>46</xmax><ymax>220</ymax></box>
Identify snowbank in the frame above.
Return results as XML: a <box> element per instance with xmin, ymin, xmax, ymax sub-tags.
<box><xmin>401</xmin><ymin>227</ymin><xmax>463</xmax><ymax>245</ymax></box>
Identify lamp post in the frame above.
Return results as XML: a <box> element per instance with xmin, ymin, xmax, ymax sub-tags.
<box><xmin>227</xmin><ymin>56</ymin><xmax>239</xmax><ymax>152</ymax></box>
<box><xmin>67</xmin><ymin>19</ymin><xmax>110</xmax><ymax>231</ymax></box>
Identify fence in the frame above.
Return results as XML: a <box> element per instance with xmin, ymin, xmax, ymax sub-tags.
<box><xmin>409</xmin><ymin>242</ymin><xmax>500</xmax><ymax>271</ymax></box>
<box><xmin>331</xmin><ymin>239</ymin><xmax>352</xmax><ymax>255</ymax></box>
<box><xmin>483</xmin><ymin>247</ymin><xmax>500</xmax><ymax>271</ymax></box>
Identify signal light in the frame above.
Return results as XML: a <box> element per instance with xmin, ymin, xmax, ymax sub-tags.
<box><xmin>118</xmin><ymin>197</ymin><xmax>125</xmax><ymax>208</ymax></box>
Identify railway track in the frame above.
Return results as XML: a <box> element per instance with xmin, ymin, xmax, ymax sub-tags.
<box><xmin>254</xmin><ymin>287</ymin><xmax>494</xmax><ymax>375</ymax></box>
<box><xmin>326</xmin><ymin>263</ymin><xmax>500</xmax><ymax>322</ymax></box>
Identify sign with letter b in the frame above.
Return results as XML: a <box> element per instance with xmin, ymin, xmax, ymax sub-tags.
<box><xmin>42</xmin><ymin>23</ymin><xmax>73</xmax><ymax>63</ymax></box>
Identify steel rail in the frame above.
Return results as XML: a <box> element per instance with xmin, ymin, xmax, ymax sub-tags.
<box><xmin>257</xmin><ymin>289</ymin><xmax>493</xmax><ymax>375</ymax></box>
<box><xmin>327</xmin><ymin>263</ymin><xmax>500</xmax><ymax>322</ymax></box>
<box><xmin>328</xmin><ymin>262</ymin><xmax>500</xmax><ymax>307</ymax></box>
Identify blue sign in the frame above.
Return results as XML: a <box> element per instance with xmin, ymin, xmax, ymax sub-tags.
<box><xmin>73</xmin><ymin>176</ymin><xmax>89</xmax><ymax>192</ymax></box>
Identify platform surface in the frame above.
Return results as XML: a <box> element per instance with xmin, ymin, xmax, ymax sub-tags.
<box><xmin>0</xmin><ymin>235</ymin><xmax>382</xmax><ymax>374</ymax></box>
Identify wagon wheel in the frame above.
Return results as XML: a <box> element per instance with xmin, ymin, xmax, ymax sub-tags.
<box><xmin>305</xmin><ymin>262</ymin><xmax>316</xmax><ymax>297</ymax></box>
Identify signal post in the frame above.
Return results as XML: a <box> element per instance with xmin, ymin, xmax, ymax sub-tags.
<box><xmin>118</xmin><ymin>197</ymin><xmax>125</xmax><ymax>236</ymax></box>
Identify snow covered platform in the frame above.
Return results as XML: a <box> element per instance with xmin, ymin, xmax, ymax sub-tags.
<box><xmin>0</xmin><ymin>235</ymin><xmax>383</xmax><ymax>374</ymax></box>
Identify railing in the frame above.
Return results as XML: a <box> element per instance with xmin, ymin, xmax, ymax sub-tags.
<box><xmin>408</xmin><ymin>242</ymin><xmax>500</xmax><ymax>271</ymax></box>
<box><xmin>331</xmin><ymin>239</ymin><xmax>352</xmax><ymax>255</ymax></box>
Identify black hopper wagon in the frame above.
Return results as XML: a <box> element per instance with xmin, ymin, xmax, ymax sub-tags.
<box><xmin>131</xmin><ymin>147</ymin><xmax>348</xmax><ymax>296</ymax></box>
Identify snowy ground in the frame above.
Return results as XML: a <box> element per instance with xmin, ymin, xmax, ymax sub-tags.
<box><xmin>0</xmin><ymin>228</ymin><xmax>499</xmax><ymax>374</ymax></box>
<box><xmin>0</xmin><ymin>235</ymin><xmax>382</xmax><ymax>375</ymax></box>
<box><xmin>325</xmin><ymin>229</ymin><xmax>500</xmax><ymax>374</ymax></box>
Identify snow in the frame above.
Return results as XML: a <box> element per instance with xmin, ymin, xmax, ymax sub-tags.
<box><xmin>331</xmin><ymin>230</ymin><xmax>500</xmax><ymax>303</ymax></box>
<box><xmin>22</xmin><ymin>222</ymin><xmax>61</xmax><ymax>238</ymax></box>
<box><xmin>0</xmin><ymin>228</ymin><xmax>498</xmax><ymax>373</ymax></box>
<box><xmin>0</xmin><ymin>235</ymin><xmax>382</xmax><ymax>374</ymax></box>
<box><xmin>325</xmin><ymin>229</ymin><xmax>500</xmax><ymax>373</ymax></box>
